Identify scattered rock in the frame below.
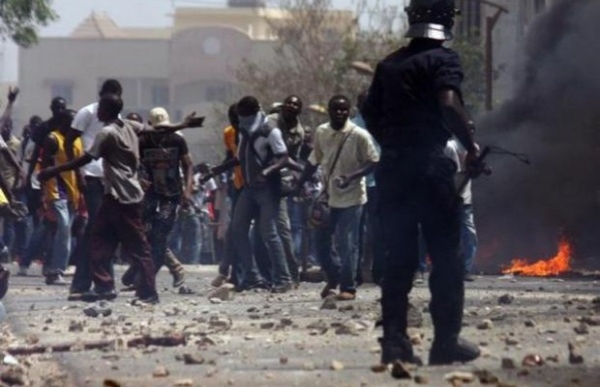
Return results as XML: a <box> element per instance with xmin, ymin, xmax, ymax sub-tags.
<box><xmin>209</xmin><ymin>298</ymin><xmax>222</xmax><ymax>305</ymax></box>
<box><xmin>477</xmin><ymin>319</ymin><xmax>493</xmax><ymax>330</ymax></box>
<box><xmin>3</xmin><ymin>354</ymin><xmax>19</xmax><ymax>366</ymax></box>
<box><xmin>302</xmin><ymin>362</ymin><xmax>315</xmax><ymax>371</ymax></box>
<box><xmin>152</xmin><ymin>365</ymin><xmax>169</xmax><ymax>377</ymax></box>
<box><xmin>306</xmin><ymin>320</ymin><xmax>328</xmax><ymax>334</ymax></box>
<box><xmin>474</xmin><ymin>369</ymin><xmax>500</xmax><ymax>384</ymax></box>
<box><xmin>83</xmin><ymin>303</ymin><xmax>112</xmax><ymax>318</ymax></box>
<box><xmin>183</xmin><ymin>353</ymin><xmax>205</xmax><ymax>365</ymax></box>
<box><xmin>546</xmin><ymin>355</ymin><xmax>559</xmax><ymax>363</ymax></box>
<box><xmin>580</xmin><ymin>316</ymin><xmax>600</xmax><ymax>326</ymax></box>
<box><xmin>279</xmin><ymin>357</ymin><xmax>288</xmax><ymax>365</ymax></box>
<box><xmin>410</xmin><ymin>333</ymin><xmax>423</xmax><ymax>346</ymax></box>
<box><xmin>522</xmin><ymin>354</ymin><xmax>544</xmax><ymax>367</ymax></box>
<box><xmin>334</xmin><ymin>322</ymin><xmax>359</xmax><ymax>336</ymax></box>
<box><xmin>103</xmin><ymin>379</ymin><xmax>122</xmax><ymax>387</ymax></box>
<box><xmin>568</xmin><ymin>342</ymin><xmax>584</xmax><ymax>364</ymax></box>
<box><xmin>280</xmin><ymin>318</ymin><xmax>293</xmax><ymax>327</ymax></box>
<box><xmin>391</xmin><ymin>361</ymin><xmax>412</xmax><ymax>380</ymax></box>
<box><xmin>339</xmin><ymin>304</ymin><xmax>354</xmax><ymax>312</ymax></box>
<box><xmin>524</xmin><ymin>319</ymin><xmax>536</xmax><ymax>328</ymax></box>
<box><xmin>68</xmin><ymin>320</ymin><xmax>84</xmax><ymax>332</ymax></box>
<box><xmin>505</xmin><ymin>337</ymin><xmax>519</xmax><ymax>346</ymax></box>
<box><xmin>178</xmin><ymin>286</ymin><xmax>194</xmax><ymax>295</ymax></box>
<box><xmin>501</xmin><ymin>357</ymin><xmax>517</xmax><ymax>370</ymax></box>
<box><xmin>444</xmin><ymin>371</ymin><xmax>475</xmax><ymax>384</ymax></box>
<box><xmin>207</xmin><ymin>284</ymin><xmax>235</xmax><ymax>301</ymax></box>
<box><xmin>414</xmin><ymin>374</ymin><xmax>429</xmax><ymax>384</ymax></box>
<box><xmin>320</xmin><ymin>297</ymin><xmax>337</xmax><ymax>310</ymax></box>
<box><xmin>0</xmin><ymin>366</ymin><xmax>26</xmax><ymax>385</ymax></box>
<box><xmin>498</xmin><ymin>294</ymin><xmax>514</xmax><ymax>305</ymax></box>
<box><xmin>330</xmin><ymin>360</ymin><xmax>344</xmax><ymax>371</ymax></box>
<box><xmin>260</xmin><ymin>322</ymin><xmax>275</xmax><ymax>330</ymax></box>
<box><xmin>173</xmin><ymin>379</ymin><xmax>194</xmax><ymax>387</ymax></box>
<box><xmin>574</xmin><ymin>322</ymin><xmax>589</xmax><ymax>335</ymax></box>
<box><xmin>370</xmin><ymin>364</ymin><xmax>387</xmax><ymax>373</ymax></box>
<box><xmin>408</xmin><ymin>303</ymin><xmax>424</xmax><ymax>328</ymax></box>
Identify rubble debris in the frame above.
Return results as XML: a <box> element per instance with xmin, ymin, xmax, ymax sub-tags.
<box><xmin>580</xmin><ymin>316</ymin><xmax>600</xmax><ymax>326</ymax></box>
<box><xmin>320</xmin><ymin>296</ymin><xmax>337</xmax><ymax>310</ymax></box>
<box><xmin>334</xmin><ymin>322</ymin><xmax>359</xmax><ymax>336</ymax></box>
<box><xmin>573</xmin><ymin>322</ymin><xmax>589</xmax><ymax>335</ymax></box>
<box><xmin>128</xmin><ymin>334</ymin><xmax>186</xmax><ymax>348</ymax></box>
<box><xmin>103</xmin><ymin>379</ymin><xmax>122</xmax><ymax>387</ymax></box>
<box><xmin>522</xmin><ymin>354</ymin><xmax>544</xmax><ymax>367</ymax></box>
<box><xmin>6</xmin><ymin>339</ymin><xmax>114</xmax><ymax>355</ymax></box>
<box><xmin>279</xmin><ymin>357</ymin><xmax>288</xmax><ymax>365</ymax></box>
<box><xmin>280</xmin><ymin>318</ymin><xmax>293</xmax><ymax>327</ymax></box>
<box><xmin>208</xmin><ymin>315</ymin><xmax>233</xmax><ymax>331</ymax></box>
<box><xmin>152</xmin><ymin>365</ymin><xmax>169</xmax><ymax>377</ymax></box>
<box><xmin>3</xmin><ymin>354</ymin><xmax>19</xmax><ymax>365</ymax></box>
<box><xmin>524</xmin><ymin>319</ymin><xmax>536</xmax><ymax>328</ymax></box>
<box><xmin>444</xmin><ymin>371</ymin><xmax>475</xmax><ymax>385</ymax></box>
<box><xmin>260</xmin><ymin>322</ymin><xmax>275</xmax><ymax>330</ymax></box>
<box><xmin>505</xmin><ymin>337</ymin><xmax>519</xmax><ymax>346</ymax></box>
<box><xmin>178</xmin><ymin>286</ymin><xmax>195</xmax><ymax>295</ymax></box>
<box><xmin>83</xmin><ymin>302</ymin><xmax>112</xmax><ymax>318</ymax></box>
<box><xmin>370</xmin><ymin>364</ymin><xmax>387</xmax><ymax>373</ymax></box>
<box><xmin>68</xmin><ymin>320</ymin><xmax>84</xmax><ymax>332</ymax></box>
<box><xmin>183</xmin><ymin>353</ymin><xmax>205</xmax><ymax>365</ymax></box>
<box><xmin>339</xmin><ymin>304</ymin><xmax>354</xmax><ymax>312</ymax></box>
<box><xmin>408</xmin><ymin>304</ymin><xmax>424</xmax><ymax>328</ymax></box>
<box><xmin>546</xmin><ymin>355</ymin><xmax>559</xmax><ymax>363</ymax></box>
<box><xmin>498</xmin><ymin>294</ymin><xmax>514</xmax><ymax>305</ymax></box>
<box><xmin>330</xmin><ymin>360</ymin><xmax>344</xmax><ymax>371</ymax></box>
<box><xmin>474</xmin><ymin>369</ymin><xmax>500</xmax><ymax>384</ymax></box>
<box><xmin>390</xmin><ymin>361</ymin><xmax>412</xmax><ymax>380</ymax></box>
<box><xmin>414</xmin><ymin>374</ymin><xmax>429</xmax><ymax>384</ymax></box>
<box><xmin>477</xmin><ymin>319</ymin><xmax>493</xmax><ymax>330</ymax></box>
<box><xmin>173</xmin><ymin>379</ymin><xmax>194</xmax><ymax>387</ymax></box>
<box><xmin>207</xmin><ymin>284</ymin><xmax>235</xmax><ymax>301</ymax></box>
<box><xmin>501</xmin><ymin>357</ymin><xmax>517</xmax><ymax>370</ymax></box>
<box><xmin>568</xmin><ymin>342</ymin><xmax>584</xmax><ymax>364</ymax></box>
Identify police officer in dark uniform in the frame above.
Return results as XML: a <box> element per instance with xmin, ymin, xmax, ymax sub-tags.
<box><xmin>362</xmin><ymin>0</ymin><xmax>481</xmax><ymax>366</ymax></box>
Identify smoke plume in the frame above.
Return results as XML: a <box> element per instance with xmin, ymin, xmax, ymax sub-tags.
<box><xmin>476</xmin><ymin>0</ymin><xmax>600</xmax><ymax>271</ymax></box>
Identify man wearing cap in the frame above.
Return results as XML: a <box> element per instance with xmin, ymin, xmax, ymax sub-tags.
<box><xmin>362</xmin><ymin>0</ymin><xmax>481</xmax><ymax>366</ymax></box>
<box><xmin>133</xmin><ymin>107</ymin><xmax>193</xmax><ymax>287</ymax></box>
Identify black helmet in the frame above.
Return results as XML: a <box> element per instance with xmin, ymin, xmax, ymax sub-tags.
<box><xmin>405</xmin><ymin>0</ymin><xmax>460</xmax><ymax>41</ymax></box>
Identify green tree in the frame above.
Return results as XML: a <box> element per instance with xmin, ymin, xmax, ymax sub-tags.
<box><xmin>0</xmin><ymin>0</ymin><xmax>57</xmax><ymax>47</ymax></box>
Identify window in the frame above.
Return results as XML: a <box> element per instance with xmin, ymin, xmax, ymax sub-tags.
<box><xmin>50</xmin><ymin>82</ymin><xmax>73</xmax><ymax>105</ymax></box>
<box><xmin>152</xmin><ymin>85</ymin><xmax>169</xmax><ymax>107</ymax></box>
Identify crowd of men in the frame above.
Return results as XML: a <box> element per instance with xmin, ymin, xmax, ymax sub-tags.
<box><xmin>0</xmin><ymin>0</ymin><xmax>483</xmax><ymax>368</ymax></box>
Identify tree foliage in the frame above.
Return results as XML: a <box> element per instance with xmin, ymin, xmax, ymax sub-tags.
<box><xmin>236</xmin><ymin>0</ymin><xmax>486</xmax><ymax>122</ymax></box>
<box><xmin>0</xmin><ymin>0</ymin><xmax>57</xmax><ymax>47</ymax></box>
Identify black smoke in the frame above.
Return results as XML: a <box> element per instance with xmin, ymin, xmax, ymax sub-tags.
<box><xmin>475</xmin><ymin>0</ymin><xmax>600</xmax><ymax>271</ymax></box>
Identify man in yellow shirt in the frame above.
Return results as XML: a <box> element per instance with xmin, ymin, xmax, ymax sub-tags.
<box><xmin>40</xmin><ymin>109</ymin><xmax>84</xmax><ymax>285</ymax></box>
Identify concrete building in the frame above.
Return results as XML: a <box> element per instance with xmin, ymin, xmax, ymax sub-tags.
<box><xmin>17</xmin><ymin>2</ymin><xmax>353</xmax><ymax>161</ymax></box>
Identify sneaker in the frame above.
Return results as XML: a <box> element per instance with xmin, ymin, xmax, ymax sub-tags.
<box><xmin>172</xmin><ymin>271</ymin><xmax>185</xmax><ymax>288</ymax></box>
<box><xmin>16</xmin><ymin>267</ymin><xmax>28</xmax><ymax>277</ymax></box>
<box><xmin>379</xmin><ymin>337</ymin><xmax>423</xmax><ymax>366</ymax></box>
<box><xmin>81</xmin><ymin>289</ymin><xmax>118</xmax><ymax>303</ymax></box>
<box><xmin>429</xmin><ymin>337</ymin><xmax>481</xmax><ymax>365</ymax></box>
<box><xmin>271</xmin><ymin>282</ymin><xmax>293</xmax><ymax>294</ymax></box>
<box><xmin>67</xmin><ymin>292</ymin><xmax>85</xmax><ymax>302</ymax></box>
<box><xmin>413</xmin><ymin>272</ymin><xmax>425</xmax><ymax>285</ymax></box>
<box><xmin>131</xmin><ymin>294</ymin><xmax>160</xmax><ymax>306</ymax></box>
<box><xmin>336</xmin><ymin>291</ymin><xmax>356</xmax><ymax>301</ymax></box>
<box><xmin>46</xmin><ymin>274</ymin><xmax>69</xmax><ymax>286</ymax></box>
<box><xmin>320</xmin><ymin>282</ymin><xmax>338</xmax><ymax>299</ymax></box>
<box><xmin>211</xmin><ymin>274</ymin><xmax>228</xmax><ymax>288</ymax></box>
<box><xmin>0</xmin><ymin>268</ymin><xmax>9</xmax><ymax>300</ymax></box>
<box><xmin>237</xmin><ymin>280</ymin><xmax>270</xmax><ymax>292</ymax></box>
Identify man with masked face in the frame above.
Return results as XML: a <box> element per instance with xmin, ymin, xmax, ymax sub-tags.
<box><xmin>231</xmin><ymin>96</ymin><xmax>293</xmax><ymax>293</ymax></box>
<box><xmin>362</xmin><ymin>0</ymin><xmax>481</xmax><ymax>366</ymax></box>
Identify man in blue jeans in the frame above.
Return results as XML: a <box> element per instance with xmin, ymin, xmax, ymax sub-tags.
<box><xmin>231</xmin><ymin>96</ymin><xmax>293</xmax><ymax>293</ymax></box>
<box><xmin>296</xmin><ymin>95</ymin><xmax>379</xmax><ymax>301</ymax></box>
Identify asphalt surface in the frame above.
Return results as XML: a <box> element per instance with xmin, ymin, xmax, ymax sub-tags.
<box><xmin>1</xmin><ymin>264</ymin><xmax>600</xmax><ymax>386</ymax></box>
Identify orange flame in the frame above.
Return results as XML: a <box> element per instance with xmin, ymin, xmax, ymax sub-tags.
<box><xmin>502</xmin><ymin>239</ymin><xmax>572</xmax><ymax>277</ymax></box>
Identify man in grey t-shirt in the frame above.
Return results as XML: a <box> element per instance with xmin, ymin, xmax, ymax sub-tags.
<box><xmin>38</xmin><ymin>93</ymin><xmax>204</xmax><ymax>304</ymax></box>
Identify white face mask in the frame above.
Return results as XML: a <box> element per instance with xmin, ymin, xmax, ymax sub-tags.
<box><xmin>238</xmin><ymin>111</ymin><xmax>265</xmax><ymax>133</ymax></box>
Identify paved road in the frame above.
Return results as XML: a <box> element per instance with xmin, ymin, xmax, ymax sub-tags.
<box><xmin>1</xmin><ymin>264</ymin><xmax>600</xmax><ymax>386</ymax></box>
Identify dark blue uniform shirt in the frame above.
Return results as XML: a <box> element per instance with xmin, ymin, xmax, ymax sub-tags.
<box><xmin>362</xmin><ymin>40</ymin><xmax>464</xmax><ymax>152</ymax></box>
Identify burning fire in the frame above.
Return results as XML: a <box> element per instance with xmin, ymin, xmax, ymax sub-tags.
<box><xmin>502</xmin><ymin>239</ymin><xmax>572</xmax><ymax>277</ymax></box>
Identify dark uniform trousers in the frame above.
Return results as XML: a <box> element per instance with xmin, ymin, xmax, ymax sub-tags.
<box><xmin>376</xmin><ymin>148</ymin><xmax>464</xmax><ymax>355</ymax></box>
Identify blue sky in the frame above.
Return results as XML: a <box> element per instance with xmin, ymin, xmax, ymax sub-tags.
<box><xmin>2</xmin><ymin>0</ymin><xmax>403</xmax><ymax>82</ymax></box>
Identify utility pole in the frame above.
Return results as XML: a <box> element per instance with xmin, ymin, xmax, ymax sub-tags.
<box><xmin>474</xmin><ymin>0</ymin><xmax>508</xmax><ymax>111</ymax></box>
